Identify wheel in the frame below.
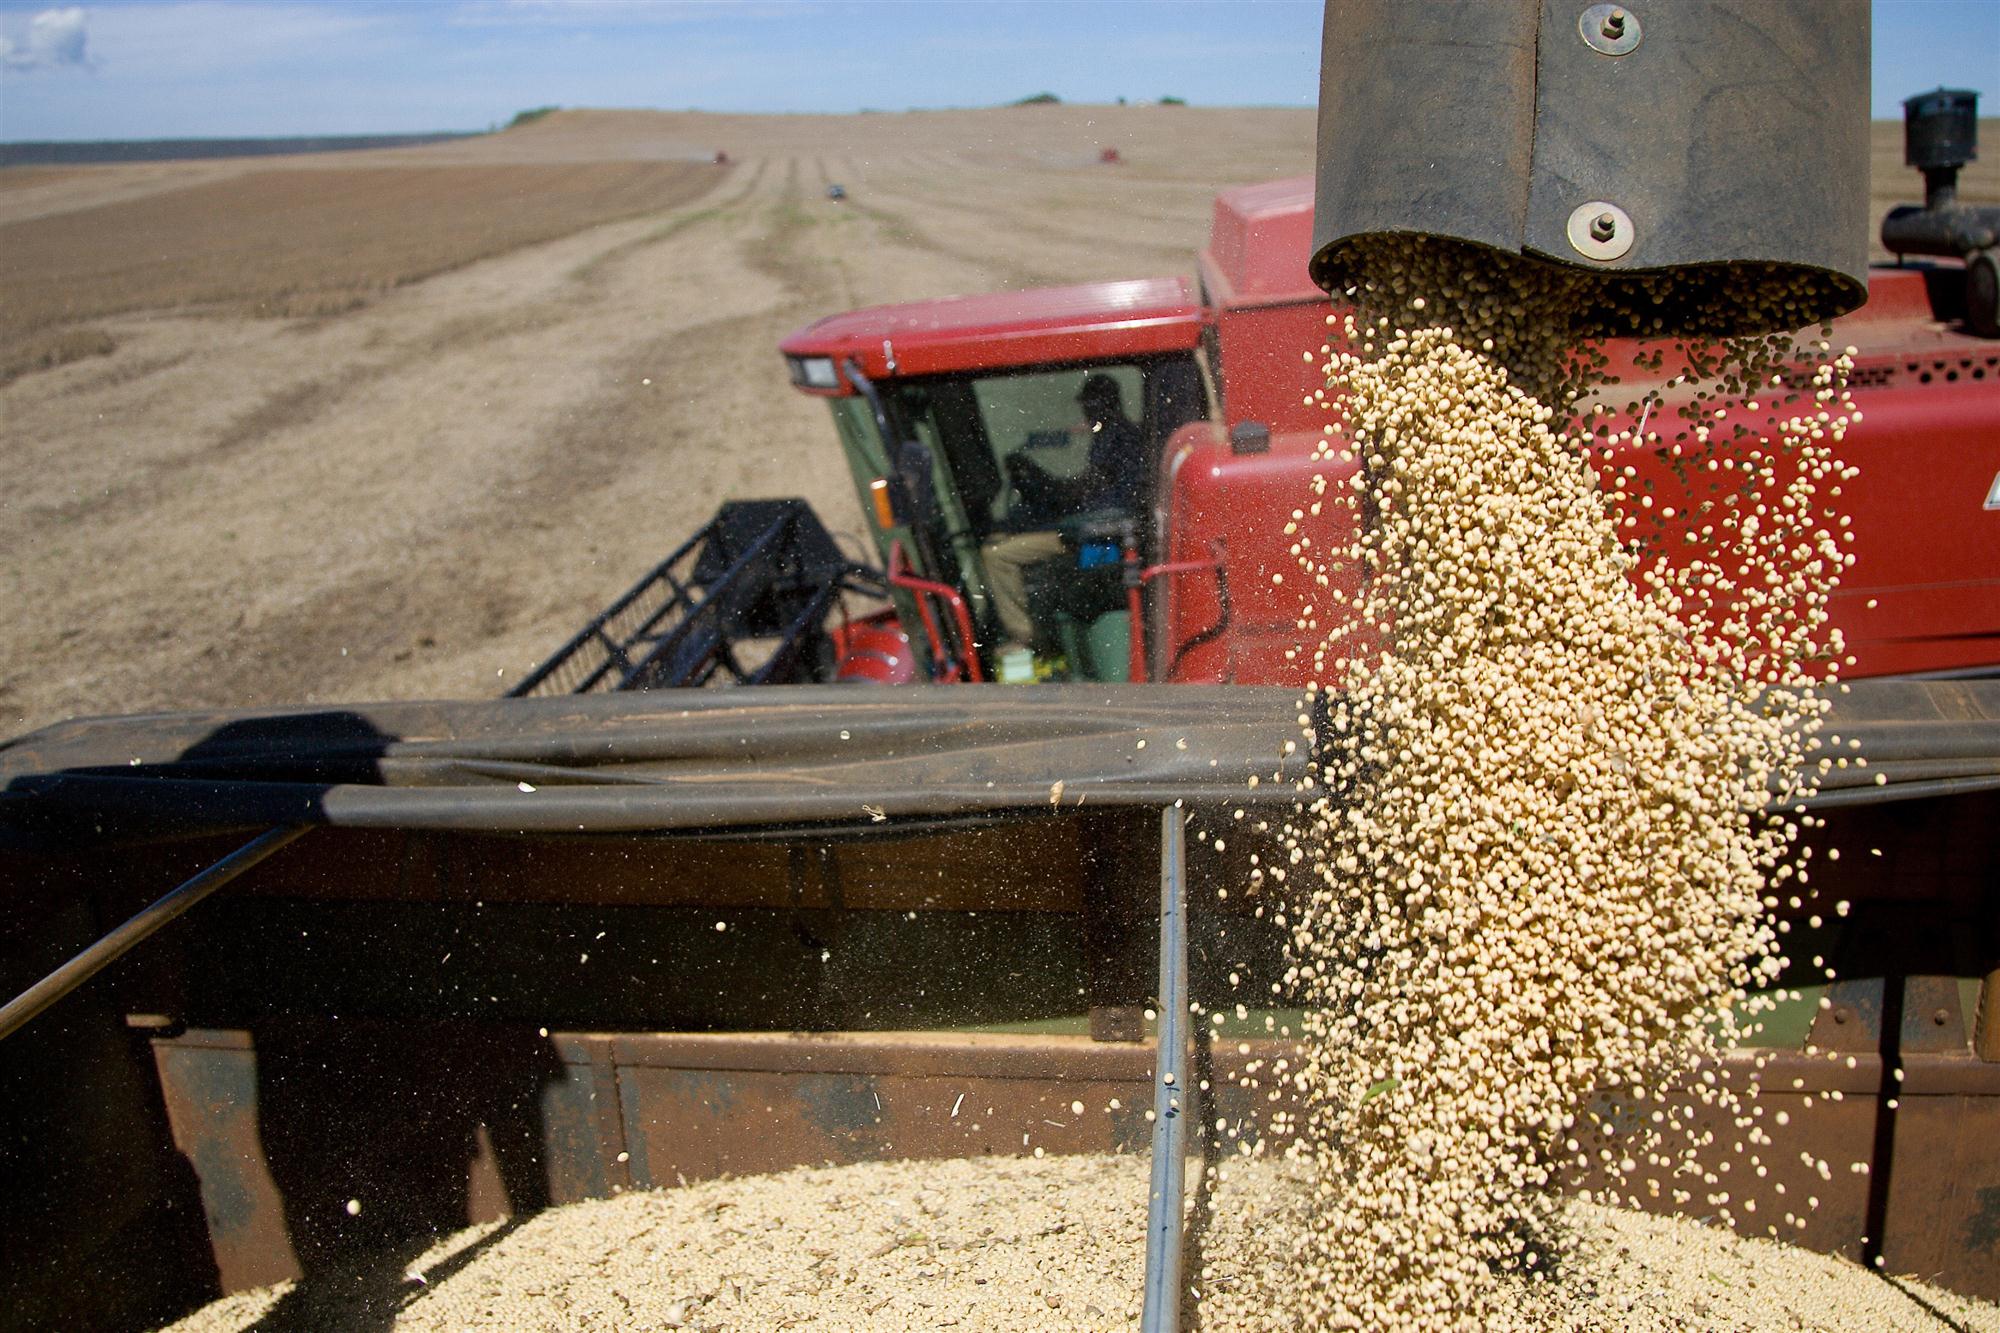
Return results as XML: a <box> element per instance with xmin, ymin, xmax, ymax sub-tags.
<box><xmin>1967</xmin><ymin>250</ymin><xmax>2000</xmax><ymax>340</ymax></box>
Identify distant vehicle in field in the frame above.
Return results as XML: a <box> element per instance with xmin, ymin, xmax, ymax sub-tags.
<box><xmin>826</xmin><ymin>184</ymin><xmax>847</xmax><ymax>201</ymax></box>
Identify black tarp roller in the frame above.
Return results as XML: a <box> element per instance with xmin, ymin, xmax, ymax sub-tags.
<box><xmin>2</xmin><ymin>682</ymin><xmax>1995</xmax><ymax>845</ymax></box>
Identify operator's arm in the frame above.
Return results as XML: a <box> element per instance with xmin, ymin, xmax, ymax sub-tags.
<box><xmin>1004</xmin><ymin>452</ymin><xmax>1074</xmax><ymax>526</ymax></box>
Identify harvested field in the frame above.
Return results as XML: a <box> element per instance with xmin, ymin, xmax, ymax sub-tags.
<box><xmin>0</xmin><ymin>325</ymin><xmax>118</xmax><ymax>386</ymax></box>
<box><xmin>0</xmin><ymin>105</ymin><xmax>1315</xmax><ymax>733</ymax></box>
<box><xmin>0</xmin><ymin>162</ymin><xmax>723</xmax><ymax>343</ymax></box>
<box><xmin>0</xmin><ymin>112</ymin><xmax>1992</xmax><ymax>734</ymax></box>
<box><xmin>0</xmin><ymin>164</ymin><xmax>92</xmax><ymax>192</ymax></box>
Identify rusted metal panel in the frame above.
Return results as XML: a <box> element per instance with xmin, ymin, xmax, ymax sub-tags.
<box><xmin>1570</xmin><ymin>1049</ymin><xmax>2000</xmax><ymax>1300</ymax></box>
<box><xmin>150</xmin><ymin>1032</ymin><xmax>299</xmax><ymax>1291</ymax></box>
<box><xmin>0</xmin><ymin>893</ymin><xmax>222</xmax><ymax>1332</ymax></box>
<box><xmin>610</xmin><ymin>1030</ymin><xmax>1161</xmax><ymax>1079</ymax></box>
<box><xmin>1881</xmin><ymin>1091</ymin><xmax>2000</xmax><ymax>1292</ymax></box>
<box><xmin>612</xmin><ymin>1033</ymin><xmax>1166</xmax><ymax>1188</ymax></box>
<box><xmin>1979</xmin><ymin>967</ymin><xmax>2000</xmax><ymax>1063</ymax></box>
<box><xmin>149</xmin><ymin>1022</ymin><xmax>581</xmax><ymax>1297</ymax></box>
<box><xmin>575</xmin><ymin>1034</ymin><xmax>634</xmax><ymax>1198</ymax></box>
<box><xmin>145</xmin><ymin>1025</ymin><xmax>2000</xmax><ymax>1304</ymax></box>
<box><xmin>1810</xmin><ymin>976</ymin><xmax>1890</xmax><ymax>1051</ymax></box>
<box><xmin>1904</xmin><ymin>975</ymin><xmax>1973</xmax><ymax>1053</ymax></box>
<box><xmin>617</xmin><ymin>1067</ymin><xmax>1150</xmax><ymax>1186</ymax></box>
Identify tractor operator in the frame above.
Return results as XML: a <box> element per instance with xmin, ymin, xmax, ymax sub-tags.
<box><xmin>982</xmin><ymin>372</ymin><xmax>1145</xmax><ymax>654</ymax></box>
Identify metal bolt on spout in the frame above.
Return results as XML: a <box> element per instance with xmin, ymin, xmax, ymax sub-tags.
<box><xmin>1580</xmin><ymin>2</ymin><xmax>1642</xmax><ymax>55</ymax></box>
<box><xmin>1567</xmin><ymin>201</ymin><xmax>1635</xmax><ymax>261</ymax></box>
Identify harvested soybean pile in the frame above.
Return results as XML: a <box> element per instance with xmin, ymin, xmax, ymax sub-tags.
<box><xmin>1218</xmin><ymin>237</ymin><xmax>1866</xmax><ymax>1330</ymax></box>
<box><xmin>1198</xmin><ymin>1158</ymin><xmax>2000</xmax><ymax>1332</ymax></box>
<box><xmin>158</xmin><ymin>1152</ymin><xmax>2000</xmax><ymax>1332</ymax></box>
<box><xmin>162</xmin><ymin>1154</ymin><xmax>1147</xmax><ymax>1333</ymax></box>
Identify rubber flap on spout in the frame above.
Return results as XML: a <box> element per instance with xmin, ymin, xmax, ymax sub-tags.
<box><xmin>1309</xmin><ymin>0</ymin><xmax>1870</xmax><ymax>339</ymax></box>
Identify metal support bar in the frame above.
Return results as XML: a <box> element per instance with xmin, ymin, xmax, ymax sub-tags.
<box><xmin>1978</xmin><ymin>963</ymin><xmax>2000</xmax><ymax>1063</ymax></box>
<box><xmin>1862</xmin><ymin>972</ymin><xmax>1907</xmax><ymax>1270</ymax></box>
<box><xmin>0</xmin><ymin>825</ymin><xmax>307</xmax><ymax>1042</ymax></box>
<box><xmin>1141</xmin><ymin>803</ymin><xmax>1190</xmax><ymax>1331</ymax></box>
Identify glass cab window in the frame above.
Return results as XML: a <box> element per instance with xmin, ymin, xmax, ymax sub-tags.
<box><xmin>882</xmin><ymin>356</ymin><xmax>1205</xmax><ymax>542</ymax></box>
<box><xmin>970</xmin><ymin>365</ymin><xmax>1146</xmax><ymax>527</ymax></box>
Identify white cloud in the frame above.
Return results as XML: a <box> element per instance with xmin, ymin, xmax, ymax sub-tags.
<box><xmin>1</xmin><ymin>6</ymin><xmax>93</xmax><ymax>71</ymax></box>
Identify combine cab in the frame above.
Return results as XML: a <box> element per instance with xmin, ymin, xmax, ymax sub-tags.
<box><xmin>779</xmin><ymin>277</ymin><xmax>1214</xmax><ymax>684</ymax></box>
<box><xmin>779</xmin><ymin>176</ymin><xmax>2000</xmax><ymax>687</ymax></box>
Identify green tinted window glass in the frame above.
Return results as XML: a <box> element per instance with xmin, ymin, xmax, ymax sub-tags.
<box><xmin>969</xmin><ymin>365</ymin><xmax>1143</xmax><ymax>523</ymax></box>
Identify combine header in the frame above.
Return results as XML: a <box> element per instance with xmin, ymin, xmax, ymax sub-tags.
<box><xmin>509</xmin><ymin>500</ymin><xmax>882</xmax><ymax>695</ymax></box>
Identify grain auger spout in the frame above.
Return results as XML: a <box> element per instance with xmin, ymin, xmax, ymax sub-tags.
<box><xmin>1307</xmin><ymin>0</ymin><xmax>1871</xmax><ymax>338</ymax></box>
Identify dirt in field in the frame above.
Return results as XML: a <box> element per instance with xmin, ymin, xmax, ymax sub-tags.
<box><xmin>0</xmin><ymin>110</ymin><xmax>1992</xmax><ymax>735</ymax></box>
<box><xmin>0</xmin><ymin>164</ymin><xmax>95</xmax><ymax>192</ymax></box>
<box><xmin>0</xmin><ymin>162</ymin><xmax>724</xmax><ymax>346</ymax></box>
<box><xmin>0</xmin><ymin>106</ymin><xmax>1315</xmax><ymax>733</ymax></box>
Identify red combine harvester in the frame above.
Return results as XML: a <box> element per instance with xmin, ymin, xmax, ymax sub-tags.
<box><xmin>506</xmin><ymin>89</ymin><xmax>1996</xmax><ymax>700</ymax></box>
<box><xmin>768</xmin><ymin>173</ymin><xmax>1998</xmax><ymax>690</ymax></box>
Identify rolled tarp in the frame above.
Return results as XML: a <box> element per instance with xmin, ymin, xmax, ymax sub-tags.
<box><xmin>0</xmin><ymin>686</ymin><xmax>1319</xmax><ymax>846</ymax></box>
<box><xmin>1</xmin><ymin>680</ymin><xmax>1993</xmax><ymax>848</ymax></box>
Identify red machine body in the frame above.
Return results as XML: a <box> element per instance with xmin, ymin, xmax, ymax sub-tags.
<box><xmin>782</xmin><ymin>277</ymin><xmax>1204</xmax><ymax>385</ymax></box>
<box><xmin>828</xmin><ymin>609</ymin><xmax>917</xmax><ymax>685</ymax></box>
<box><xmin>784</xmin><ymin>177</ymin><xmax>2000</xmax><ymax>685</ymax></box>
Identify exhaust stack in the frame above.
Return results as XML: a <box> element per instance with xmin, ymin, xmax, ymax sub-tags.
<box><xmin>1309</xmin><ymin>0</ymin><xmax>1870</xmax><ymax>337</ymax></box>
<box><xmin>1880</xmin><ymin>89</ymin><xmax>1999</xmax><ymax>338</ymax></box>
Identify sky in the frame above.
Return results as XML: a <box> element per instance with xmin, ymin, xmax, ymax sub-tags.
<box><xmin>0</xmin><ymin>0</ymin><xmax>1993</xmax><ymax>142</ymax></box>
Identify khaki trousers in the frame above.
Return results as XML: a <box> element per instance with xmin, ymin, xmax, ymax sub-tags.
<box><xmin>980</xmin><ymin>529</ymin><xmax>1067</xmax><ymax>647</ymax></box>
